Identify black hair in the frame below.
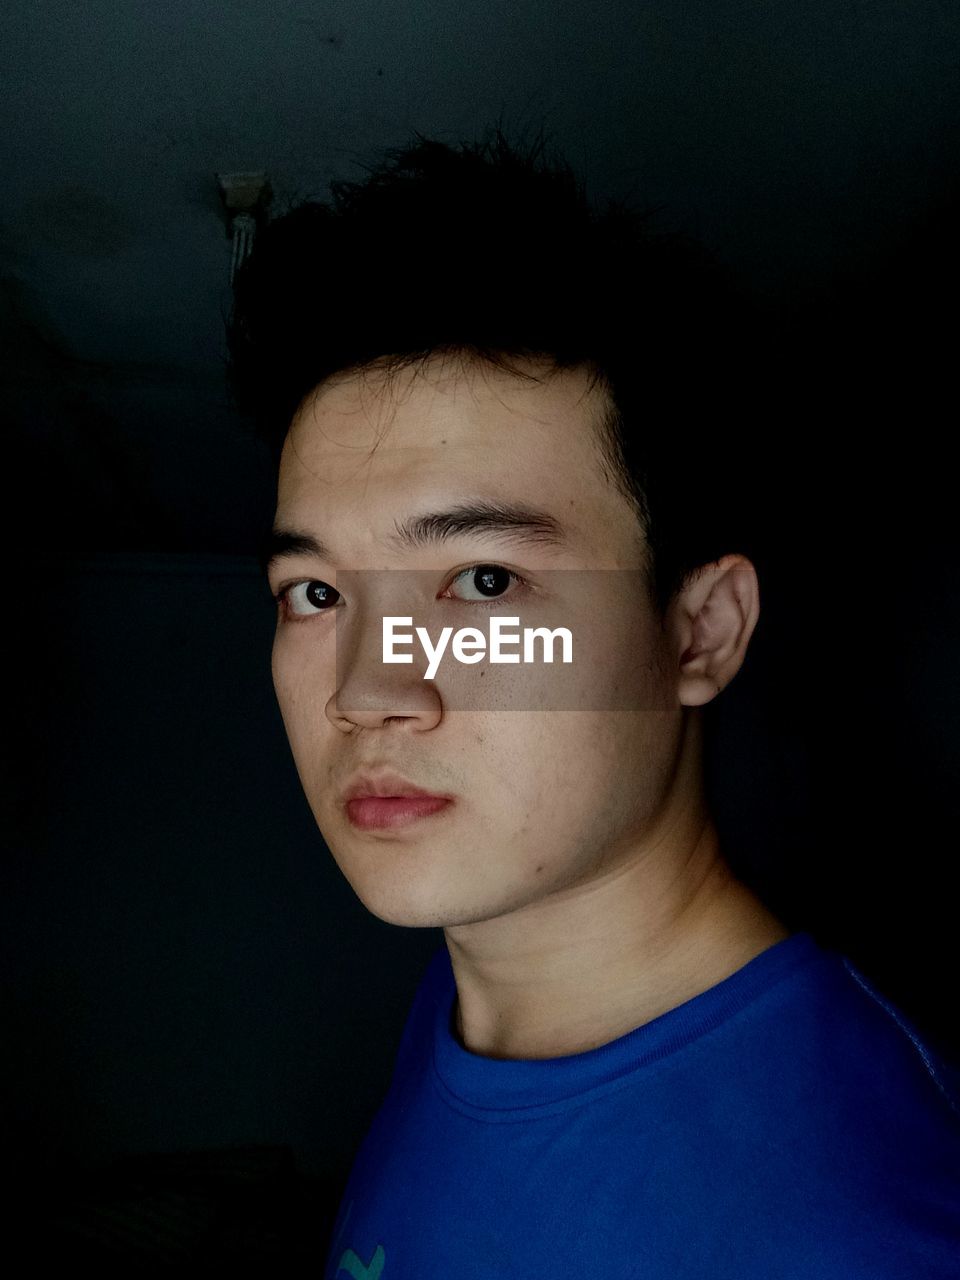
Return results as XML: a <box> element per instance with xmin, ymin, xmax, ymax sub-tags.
<box><xmin>225</xmin><ymin>124</ymin><xmax>768</xmax><ymax>618</ymax></box>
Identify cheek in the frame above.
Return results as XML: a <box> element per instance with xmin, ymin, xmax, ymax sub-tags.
<box><xmin>271</xmin><ymin>647</ymin><xmax>328</xmax><ymax>771</ymax></box>
<box><xmin>271</xmin><ymin>652</ymin><xmax>300</xmax><ymax>739</ymax></box>
<box><xmin>482</xmin><ymin>715</ymin><xmax>608</xmax><ymax>839</ymax></box>
<box><xmin>520</xmin><ymin>711</ymin><xmax>677</xmax><ymax>835</ymax></box>
<box><xmin>546</xmin><ymin>593</ymin><xmax>673</xmax><ymax>715</ymax></box>
<box><xmin>272</xmin><ymin>634</ymin><xmax>328</xmax><ymax>709</ymax></box>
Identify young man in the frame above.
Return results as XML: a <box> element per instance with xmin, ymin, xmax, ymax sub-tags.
<box><xmin>228</xmin><ymin>130</ymin><xmax>960</xmax><ymax>1277</ymax></box>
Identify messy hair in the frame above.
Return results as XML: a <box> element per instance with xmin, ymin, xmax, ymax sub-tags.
<box><xmin>225</xmin><ymin>124</ymin><xmax>766</xmax><ymax>617</ymax></box>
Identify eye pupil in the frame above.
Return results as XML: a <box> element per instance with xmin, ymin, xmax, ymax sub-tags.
<box><xmin>306</xmin><ymin>581</ymin><xmax>338</xmax><ymax>608</ymax></box>
<box><xmin>474</xmin><ymin>565</ymin><xmax>510</xmax><ymax>597</ymax></box>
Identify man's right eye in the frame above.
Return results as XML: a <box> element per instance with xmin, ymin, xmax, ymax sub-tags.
<box><xmin>275</xmin><ymin>580</ymin><xmax>341</xmax><ymax>619</ymax></box>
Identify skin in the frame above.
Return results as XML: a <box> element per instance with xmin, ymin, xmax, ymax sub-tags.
<box><xmin>268</xmin><ymin>352</ymin><xmax>790</xmax><ymax>1061</ymax></box>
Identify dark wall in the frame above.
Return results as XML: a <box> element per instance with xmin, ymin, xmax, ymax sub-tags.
<box><xmin>1</xmin><ymin>555</ymin><xmax>443</xmax><ymax>1188</ymax></box>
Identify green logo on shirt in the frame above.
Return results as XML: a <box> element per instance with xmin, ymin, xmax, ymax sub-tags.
<box><xmin>335</xmin><ymin>1244</ymin><xmax>386</xmax><ymax>1279</ymax></box>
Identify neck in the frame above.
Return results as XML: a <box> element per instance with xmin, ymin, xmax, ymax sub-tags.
<box><xmin>444</xmin><ymin>721</ymin><xmax>789</xmax><ymax>1059</ymax></box>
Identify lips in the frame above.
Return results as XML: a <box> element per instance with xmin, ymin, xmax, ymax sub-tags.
<box><xmin>342</xmin><ymin>769</ymin><xmax>453</xmax><ymax>804</ymax></box>
<box><xmin>340</xmin><ymin>769</ymin><xmax>455</xmax><ymax>830</ymax></box>
<box><xmin>345</xmin><ymin>794</ymin><xmax>453</xmax><ymax>830</ymax></box>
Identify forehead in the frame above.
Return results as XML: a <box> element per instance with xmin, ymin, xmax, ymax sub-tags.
<box><xmin>276</xmin><ymin>356</ymin><xmax>634</xmax><ymax>561</ymax></box>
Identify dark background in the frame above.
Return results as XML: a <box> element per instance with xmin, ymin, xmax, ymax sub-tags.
<box><xmin>1</xmin><ymin>0</ymin><xmax>958</xmax><ymax>1264</ymax></box>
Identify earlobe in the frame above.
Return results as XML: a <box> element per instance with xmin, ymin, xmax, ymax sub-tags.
<box><xmin>677</xmin><ymin>671</ymin><xmax>725</xmax><ymax>708</ymax></box>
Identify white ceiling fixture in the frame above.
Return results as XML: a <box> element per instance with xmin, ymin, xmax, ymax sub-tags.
<box><xmin>216</xmin><ymin>172</ymin><xmax>272</xmax><ymax>286</ymax></box>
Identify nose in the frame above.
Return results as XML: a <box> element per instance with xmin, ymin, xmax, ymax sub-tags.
<box><xmin>325</xmin><ymin>597</ymin><xmax>443</xmax><ymax>733</ymax></box>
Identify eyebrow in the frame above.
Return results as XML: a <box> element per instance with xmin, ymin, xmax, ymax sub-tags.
<box><xmin>259</xmin><ymin>499</ymin><xmax>570</xmax><ymax>577</ymax></box>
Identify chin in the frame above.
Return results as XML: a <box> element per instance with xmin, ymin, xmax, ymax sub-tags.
<box><xmin>339</xmin><ymin>878</ymin><xmax>452</xmax><ymax>928</ymax></box>
<box><xmin>320</xmin><ymin>846</ymin><xmax>447</xmax><ymax>928</ymax></box>
<box><xmin>320</xmin><ymin>823</ymin><xmax>536</xmax><ymax>929</ymax></box>
<box><xmin>351</xmin><ymin>875</ymin><xmax>534</xmax><ymax>931</ymax></box>
<box><xmin>358</xmin><ymin>898</ymin><xmax>454</xmax><ymax>929</ymax></box>
<box><xmin>325</xmin><ymin>858</ymin><xmax>480</xmax><ymax>928</ymax></box>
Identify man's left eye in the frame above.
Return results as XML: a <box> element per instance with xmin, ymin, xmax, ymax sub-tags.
<box><xmin>445</xmin><ymin>564</ymin><xmax>526</xmax><ymax>603</ymax></box>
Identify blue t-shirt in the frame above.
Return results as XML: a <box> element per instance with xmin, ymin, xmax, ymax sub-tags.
<box><xmin>324</xmin><ymin>931</ymin><xmax>960</xmax><ymax>1278</ymax></box>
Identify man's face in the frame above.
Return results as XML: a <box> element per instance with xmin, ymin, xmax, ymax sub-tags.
<box><xmin>268</xmin><ymin>356</ymin><xmax>684</xmax><ymax>929</ymax></box>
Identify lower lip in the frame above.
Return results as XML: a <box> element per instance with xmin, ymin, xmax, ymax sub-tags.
<box><xmin>345</xmin><ymin>796</ymin><xmax>453</xmax><ymax>830</ymax></box>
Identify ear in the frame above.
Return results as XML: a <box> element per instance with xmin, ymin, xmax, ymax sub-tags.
<box><xmin>665</xmin><ymin>554</ymin><xmax>761</xmax><ymax>708</ymax></box>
